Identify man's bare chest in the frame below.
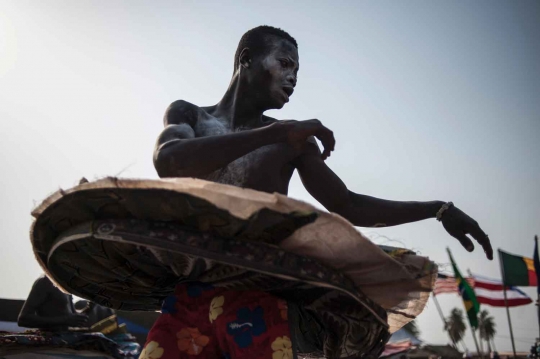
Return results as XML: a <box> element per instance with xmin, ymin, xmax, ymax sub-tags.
<box><xmin>194</xmin><ymin>117</ymin><xmax>297</xmax><ymax>189</ymax></box>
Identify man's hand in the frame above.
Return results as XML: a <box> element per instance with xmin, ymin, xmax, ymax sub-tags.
<box><xmin>64</xmin><ymin>314</ymin><xmax>89</xmax><ymax>327</ymax></box>
<box><xmin>441</xmin><ymin>206</ymin><xmax>493</xmax><ymax>260</ymax></box>
<box><xmin>278</xmin><ymin>119</ymin><xmax>335</xmax><ymax>160</ymax></box>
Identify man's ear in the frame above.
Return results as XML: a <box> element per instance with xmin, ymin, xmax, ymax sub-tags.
<box><xmin>239</xmin><ymin>48</ymin><xmax>251</xmax><ymax>69</ymax></box>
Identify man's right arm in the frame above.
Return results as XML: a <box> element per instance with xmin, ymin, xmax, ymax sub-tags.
<box><xmin>154</xmin><ymin>122</ymin><xmax>283</xmax><ymax>178</ymax></box>
<box><xmin>153</xmin><ymin>101</ymin><xmax>335</xmax><ymax>178</ymax></box>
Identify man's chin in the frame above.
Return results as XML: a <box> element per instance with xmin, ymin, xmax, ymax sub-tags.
<box><xmin>273</xmin><ymin>98</ymin><xmax>288</xmax><ymax>109</ymax></box>
<box><xmin>263</xmin><ymin>97</ymin><xmax>288</xmax><ymax>111</ymax></box>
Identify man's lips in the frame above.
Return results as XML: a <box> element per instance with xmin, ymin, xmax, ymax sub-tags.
<box><xmin>282</xmin><ymin>86</ymin><xmax>294</xmax><ymax>97</ymax></box>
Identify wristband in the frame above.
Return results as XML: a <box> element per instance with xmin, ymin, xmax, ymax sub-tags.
<box><xmin>436</xmin><ymin>202</ymin><xmax>454</xmax><ymax>221</ymax></box>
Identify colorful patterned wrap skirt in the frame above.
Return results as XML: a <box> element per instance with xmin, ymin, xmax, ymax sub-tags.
<box><xmin>142</xmin><ymin>283</ymin><xmax>296</xmax><ymax>359</ymax></box>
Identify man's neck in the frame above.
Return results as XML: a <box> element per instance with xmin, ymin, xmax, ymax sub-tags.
<box><xmin>214</xmin><ymin>72</ymin><xmax>265</xmax><ymax>129</ymax></box>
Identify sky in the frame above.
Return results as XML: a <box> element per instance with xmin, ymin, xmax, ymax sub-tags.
<box><xmin>1</xmin><ymin>0</ymin><xmax>539</xmax><ymax>352</ymax></box>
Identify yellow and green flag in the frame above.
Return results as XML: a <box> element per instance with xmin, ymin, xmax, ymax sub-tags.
<box><xmin>447</xmin><ymin>248</ymin><xmax>480</xmax><ymax>328</ymax></box>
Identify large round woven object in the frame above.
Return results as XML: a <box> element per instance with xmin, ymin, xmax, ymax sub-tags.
<box><xmin>30</xmin><ymin>177</ymin><xmax>436</xmax><ymax>358</ymax></box>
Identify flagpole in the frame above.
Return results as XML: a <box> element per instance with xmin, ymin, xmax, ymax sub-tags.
<box><xmin>446</xmin><ymin>248</ymin><xmax>481</xmax><ymax>358</ymax></box>
<box><xmin>537</xmin><ymin>293</ymin><xmax>540</xmax><ymax>344</ymax></box>
<box><xmin>535</xmin><ymin>235</ymin><xmax>540</xmax><ymax>342</ymax></box>
<box><xmin>432</xmin><ymin>293</ymin><xmax>466</xmax><ymax>351</ymax></box>
<box><xmin>469</xmin><ymin>326</ymin><xmax>482</xmax><ymax>359</ymax></box>
<box><xmin>498</xmin><ymin>249</ymin><xmax>517</xmax><ymax>358</ymax></box>
<box><xmin>467</xmin><ymin>269</ymin><xmax>484</xmax><ymax>358</ymax></box>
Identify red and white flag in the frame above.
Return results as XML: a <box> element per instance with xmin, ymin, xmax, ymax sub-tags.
<box><xmin>433</xmin><ymin>273</ymin><xmax>474</xmax><ymax>295</ymax></box>
<box><xmin>381</xmin><ymin>340</ymin><xmax>412</xmax><ymax>358</ymax></box>
<box><xmin>434</xmin><ymin>273</ymin><xmax>532</xmax><ymax>307</ymax></box>
<box><xmin>472</xmin><ymin>274</ymin><xmax>532</xmax><ymax>307</ymax></box>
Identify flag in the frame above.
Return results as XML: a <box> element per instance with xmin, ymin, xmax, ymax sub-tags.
<box><xmin>499</xmin><ymin>249</ymin><xmax>537</xmax><ymax>286</ymax></box>
<box><xmin>471</xmin><ymin>274</ymin><xmax>532</xmax><ymax>307</ymax></box>
<box><xmin>381</xmin><ymin>340</ymin><xmax>412</xmax><ymax>358</ymax></box>
<box><xmin>447</xmin><ymin>248</ymin><xmax>480</xmax><ymax>328</ymax></box>
<box><xmin>434</xmin><ymin>273</ymin><xmax>475</xmax><ymax>295</ymax></box>
<box><xmin>434</xmin><ymin>273</ymin><xmax>460</xmax><ymax>295</ymax></box>
<box><xmin>534</xmin><ymin>236</ymin><xmax>540</xmax><ymax>294</ymax></box>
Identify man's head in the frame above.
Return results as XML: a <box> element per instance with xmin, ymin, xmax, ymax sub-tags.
<box><xmin>234</xmin><ymin>26</ymin><xmax>299</xmax><ymax>110</ymax></box>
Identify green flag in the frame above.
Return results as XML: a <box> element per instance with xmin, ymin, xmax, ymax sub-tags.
<box><xmin>447</xmin><ymin>248</ymin><xmax>480</xmax><ymax>328</ymax></box>
<box><xmin>499</xmin><ymin>249</ymin><xmax>538</xmax><ymax>286</ymax></box>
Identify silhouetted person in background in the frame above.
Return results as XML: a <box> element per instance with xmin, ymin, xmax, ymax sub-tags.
<box><xmin>18</xmin><ymin>275</ymin><xmax>88</xmax><ymax>331</ymax></box>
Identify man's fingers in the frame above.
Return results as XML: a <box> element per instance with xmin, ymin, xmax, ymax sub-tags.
<box><xmin>321</xmin><ymin>148</ymin><xmax>330</xmax><ymax>160</ymax></box>
<box><xmin>323</xmin><ymin>131</ymin><xmax>335</xmax><ymax>157</ymax></box>
<box><xmin>469</xmin><ymin>224</ymin><xmax>493</xmax><ymax>260</ymax></box>
<box><xmin>317</xmin><ymin>133</ymin><xmax>334</xmax><ymax>160</ymax></box>
<box><xmin>326</xmin><ymin>130</ymin><xmax>336</xmax><ymax>152</ymax></box>
<box><xmin>443</xmin><ymin>207</ymin><xmax>493</xmax><ymax>260</ymax></box>
<box><xmin>448</xmin><ymin>229</ymin><xmax>475</xmax><ymax>252</ymax></box>
<box><xmin>322</xmin><ymin>146</ymin><xmax>333</xmax><ymax>160</ymax></box>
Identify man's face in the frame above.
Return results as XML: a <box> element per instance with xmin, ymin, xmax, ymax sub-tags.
<box><xmin>249</xmin><ymin>39</ymin><xmax>299</xmax><ymax>110</ymax></box>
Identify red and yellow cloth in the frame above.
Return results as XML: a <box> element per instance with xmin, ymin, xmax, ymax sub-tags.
<box><xmin>141</xmin><ymin>283</ymin><xmax>294</xmax><ymax>359</ymax></box>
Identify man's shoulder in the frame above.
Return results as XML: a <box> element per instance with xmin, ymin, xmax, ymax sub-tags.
<box><xmin>262</xmin><ymin>115</ymin><xmax>279</xmax><ymax>125</ymax></box>
<box><xmin>164</xmin><ymin>99</ymin><xmax>205</xmax><ymax>127</ymax></box>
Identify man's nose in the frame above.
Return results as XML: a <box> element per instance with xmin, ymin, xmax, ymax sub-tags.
<box><xmin>286</xmin><ymin>73</ymin><xmax>297</xmax><ymax>87</ymax></box>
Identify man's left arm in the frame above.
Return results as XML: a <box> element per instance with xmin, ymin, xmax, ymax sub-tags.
<box><xmin>295</xmin><ymin>142</ymin><xmax>493</xmax><ymax>259</ymax></box>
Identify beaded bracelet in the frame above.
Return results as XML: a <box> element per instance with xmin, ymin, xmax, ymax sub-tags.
<box><xmin>436</xmin><ymin>202</ymin><xmax>454</xmax><ymax>221</ymax></box>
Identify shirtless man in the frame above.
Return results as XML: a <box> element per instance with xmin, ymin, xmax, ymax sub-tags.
<box><xmin>153</xmin><ymin>25</ymin><xmax>493</xmax><ymax>259</ymax></box>
<box><xmin>145</xmin><ymin>25</ymin><xmax>493</xmax><ymax>359</ymax></box>
<box><xmin>18</xmin><ymin>275</ymin><xmax>88</xmax><ymax>331</ymax></box>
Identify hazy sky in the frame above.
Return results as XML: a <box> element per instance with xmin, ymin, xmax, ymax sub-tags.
<box><xmin>1</xmin><ymin>0</ymin><xmax>539</xmax><ymax>352</ymax></box>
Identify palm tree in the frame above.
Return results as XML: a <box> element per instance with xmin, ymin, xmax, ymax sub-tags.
<box><xmin>478</xmin><ymin>310</ymin><xmax>496</xmax><ymax>353</ymax></box>
<box><xmin>446</xmin><ymin>308</ymin><xmax>467</xmax><ymax>349</ymax></box>
<box><xmin>404</xmin><ymin>319</ymin><xmax>420</xmax><ymax>338</ymax></box>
